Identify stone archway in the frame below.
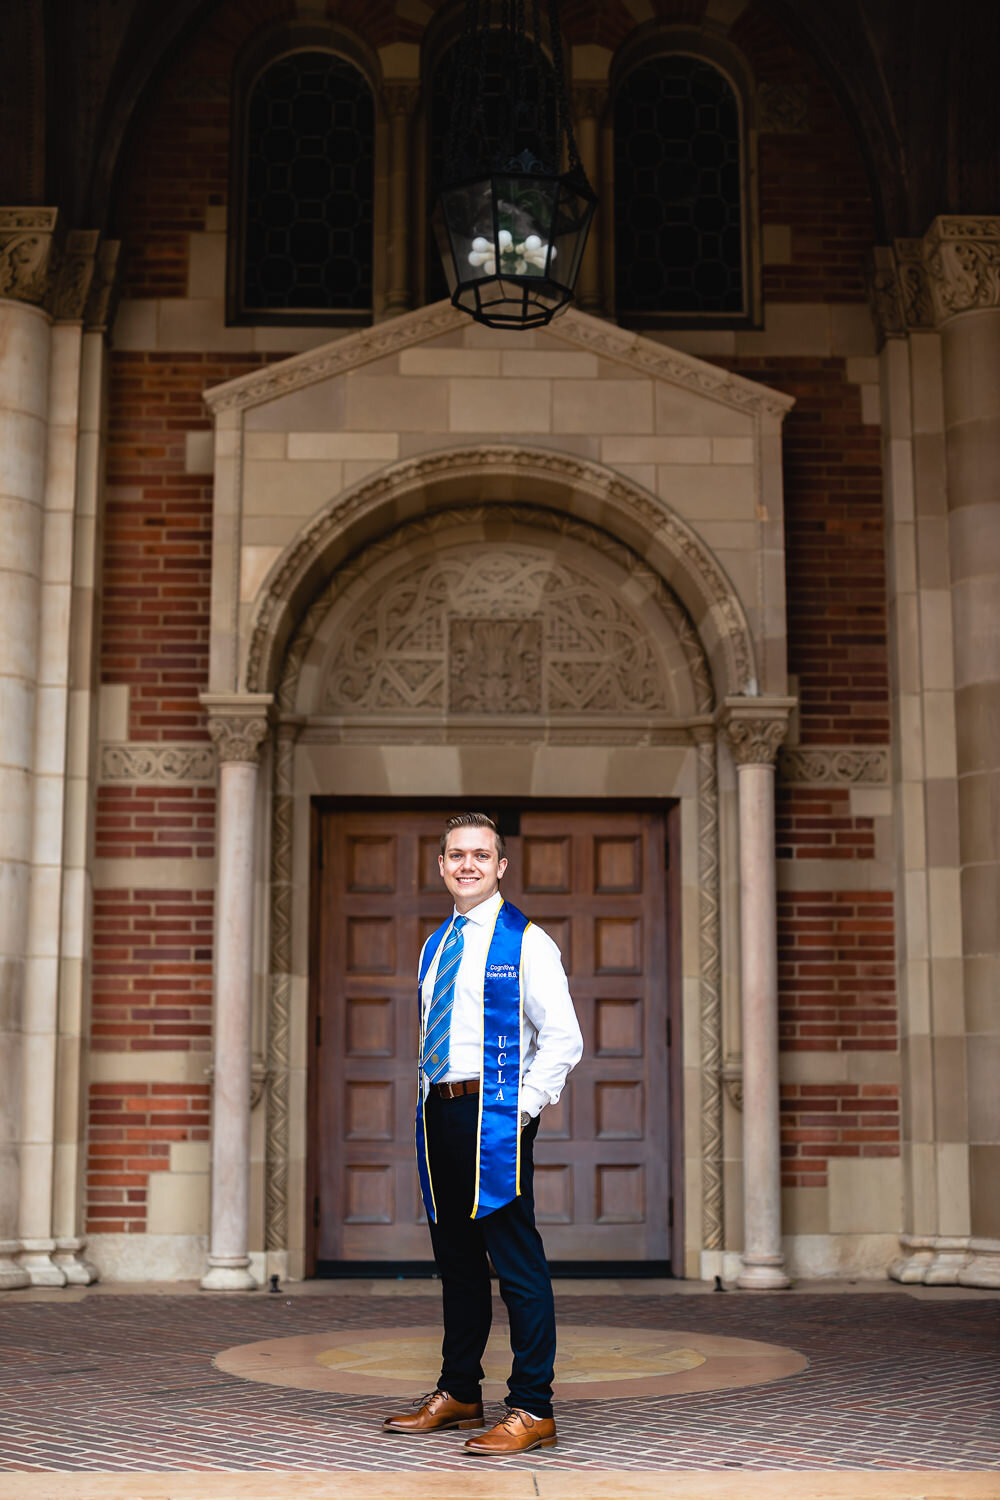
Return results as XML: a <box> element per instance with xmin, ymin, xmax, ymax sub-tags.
<box><xmin>242</xmin><ymin>445</ymin><xmax>759</xmax><ymax>704</ymax></box>
<box><xmin>258</xmin><ymin>494</ymin><xmax>732</xmax><ymax>1278</ymax></box>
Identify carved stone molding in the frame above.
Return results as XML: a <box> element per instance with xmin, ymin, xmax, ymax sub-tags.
<box><xmin>100</xmin><ymin>743</ymin><xmax>216</xmax><ymax>784</ymax></box>
<box><xmin>721</xmin><ymin>1057</ymin><xmax>744</xmax><ymax>1112</ymax></box>
<box><xmin>696</xmin><ymin>731</ymin><xmax>724</xmax><ymax>1252</ymax></box>
<box><xmin>208</xmin><ymin>716</ymin><xmax>270</xmax><ymax>765</ymax></box>
<box><xmin>572</xmin><ymin>83</ymin><xmax>608</xmax><ymax>120</ymax></box>
<box><xmin>720</xmin><ymin>698</ymin><xmax>795</xmax><ymax>767</ymax></box>
<box><xmin>320</xmin><ymin>541</ymin><xmax>677</xmax><ymax>719</ymax></box>
<box><xmin>201</xmin><ymin>692</ymin><xmax>274</xmax><ymax>765</ymax></box>
<box><xmin>50</xmin><ymin>229</ymin><xmax>99</xmax><ymax>321</ymax></box>
<box><xmin>779</xmin><ymin>745</ymin><xmax>889</xmax><ymax>786</ymax></box>
<box><xmin>758</xmin><ymin>82</ymin><xmax>809</xmax><ymax>134</ymax></box>
<box><xmin>383</xmin><ymin>82</ymin><xmax>420</xmax><ymax>116</ymax></box>
<box><xmin>924</xmin><ymin>215</ymin><xmax>1000</xmax><ymax>322</ymax></box>
<box><xmin>246</xmin><ymin>449</ymin><xmax>756</xmax><ymax>704</ymax></box>
<box><xmin>0</xmin><ymin>207</ymin><xmax>58</xmax><ymax>305</ymax></box>
<box><xmin>871</xmin><ymin>220</ymin><xmax>1000</xmax><ymax>344</ymax></box>
<box><xmin>203</xmin><ymin>300</ymin><xmax>794</xmax><ymax>421</ymax></box>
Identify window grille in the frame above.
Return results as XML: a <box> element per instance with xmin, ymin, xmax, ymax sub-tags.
<box><xmin>614</xmin><ymin>55</ymin><xmax>745</xmax><ymax>322</ymax></box>
<box><xmin>239</xmin><ymin>49</ymin><xmax>374</xmax><ymax>321</ymax></box>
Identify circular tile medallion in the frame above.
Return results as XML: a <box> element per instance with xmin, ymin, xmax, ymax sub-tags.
<box><xmin>215</xmin><ymin>1325</ymin><xmax>807</xmax><ymax>1401</ymax></box>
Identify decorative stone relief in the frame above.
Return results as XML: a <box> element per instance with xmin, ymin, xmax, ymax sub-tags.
<box><xmin>321</xmin><ymin>546</ymin><xmax>668</xmax><ymax>717</ymax></box>
<box><xmin>0</xmin><ymin>207</ymin><xmax>58</xmax><ymax>305</ymax></box>
<box><xmin>724</xmin><ymin>713</ymin><xmax>788</xmax><ymax>767</ymax></box>
<box><xmin>924</xmin><ymin>215</ymin><xmax>1000</xmax><ymax>321</ymax></box>
<box><xmin>758</xmin><ymin>82</ymin><xmax>809</xmax><ymax>134</ymax></box>
<box><xmin>449</xmin><ymin>618</ymin><xmax>543</xmax><ymax>714</ymax></box>
<box><xmin>872</xmin><ymin>219</ymin><xmax>1000</xmax><ymax>343</ymax></box>
<box><xmin>208</xmin><ymin>715</ymin><xmax>270</xmax><ymax>764</ymax></box>
<box><xmin>780</xmin><ymin>745</ymin><xmax>889</xmax><ymax>785</ymax></box>
<box><xmin>245</xmin><ymin>450</ymin><xmax>756</xmax><ymax>702</ymax></box>
<box><xmin>696</xmin><ymin>731</ymin><xmax>724</xmax><ymax>1252</ymax></box>
<box><xmin>265</xmin><ymin>723</ymin><xmax>298</xmax><ymax>1253</ymax></box>
<box><xmin>101</xmin><ymin>744</ymin><xmax>216</xmax><ymax>784</ymax></box>
<box><xmin>50</xmin><ymin>229</ymin><xmax>99</xmax><ymax>321</ymax></box>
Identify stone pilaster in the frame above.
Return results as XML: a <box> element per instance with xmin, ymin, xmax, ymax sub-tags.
<box><xmin>923</xmin><ymin>216</ymin><xmax>1000</xmax><ymax>1290</ymax></box>
<box><xmin>721</xmin><ymin>697</ymin><xmax>795</xmax><ymax>1290</ymax></box>
<box><xmin>384</xmin><ymin>84</ymin><xmax>419</xmax><ymax>317</ymax></box>
<box><xmin>200</xmin><ymin>694</ymin><xmax>272</xmax><ymax>1291</ymax></box>
<box><xmin>873</xmin><ymin>216</ymin><xmax>1000</xmax><ymax>1289</ymax></box>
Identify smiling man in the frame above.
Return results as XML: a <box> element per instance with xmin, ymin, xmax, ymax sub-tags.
<box><xmin>382</xmin><ymin>811</ymin><xmax>583</xmax><ymax>1456</ymax></box>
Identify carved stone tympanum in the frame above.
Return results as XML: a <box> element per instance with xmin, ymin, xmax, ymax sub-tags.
<box><xmin>322</xmin><ymin>545</ymin><xmax>669</xmax><ymax>716</ymax></box>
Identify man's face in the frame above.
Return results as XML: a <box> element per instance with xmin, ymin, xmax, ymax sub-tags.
<box><xmin>439</xmin><ymin>825</ymin><xmax>508</xmax><ymax>913</ymax></box>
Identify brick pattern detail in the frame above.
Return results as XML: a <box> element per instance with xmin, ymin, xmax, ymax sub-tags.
<box><xmin>95</xmin><ymin>785</ymin><xmax>216</xmax><ymax>860</ymax></box>
<box><xmin>778</xmin><ymin>889</ymin><xmax>896</xmax><ymax>1050</ymax></box>
<box><xmin>91</xmin><ymin>889</ymin><xmax>214</xmax><ymax>1052</ymax></box>
<box><xmin>715</xmin><ymin>359</ymin><xmax>888</xmax><ymax>744</ymax></box>
<box><xmin>781</xmin><ymin>1083</ymin><xmax>901</xmax><ymax>1189</ymax></box>
<box><xmin>733</xmin><ymin>7</ymin><xmax>875</xmax><ymax>302</ymax></box>
<box><xmin>776</xmin><ymin>786</ymin><xmax>876</xmax><ymax>861</ymax></box>
<box><xmin>102</xmin><ymin>351</ymin><xmax>275</xmax><ymax>741</ymax></box>
<box><xmin>86</xmin><ymin>1083</ymin><xmax>210</xmax><ymax>1234</ymax></box>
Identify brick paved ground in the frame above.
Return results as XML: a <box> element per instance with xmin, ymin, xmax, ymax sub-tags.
<box><xmin>0</xmin><ymin>1292</ymin><xmax>997</xmax><ymax>1474</ymax></box>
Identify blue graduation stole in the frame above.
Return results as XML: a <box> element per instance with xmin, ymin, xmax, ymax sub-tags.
<box><xmin>415</xmin><ymin>898</ymin><xmax>530</xmax><ymax>1222</ymax></box>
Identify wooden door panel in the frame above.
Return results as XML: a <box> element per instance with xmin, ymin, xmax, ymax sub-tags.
<box><xmin>313</xmin><ymin>806</ymin><xmax>671</xmax><ymax>1263</ymax></box>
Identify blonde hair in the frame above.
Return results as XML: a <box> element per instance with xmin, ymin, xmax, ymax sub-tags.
<box><xmin>440</xmin><ymin>811</ymin><xmax>505</xmax><ymax>859</ymax></box>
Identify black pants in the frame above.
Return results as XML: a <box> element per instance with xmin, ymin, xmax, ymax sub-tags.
<box><xmin>425</xmin><ymin>1090</ymin><xmax>556</xmax><ymax>1420</ymax></box>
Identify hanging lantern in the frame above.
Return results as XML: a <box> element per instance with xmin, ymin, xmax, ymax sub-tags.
<box><xmin>432</xmin><ymin>0</ymin><xmax>596</xmax><ymax>330</ymax></box>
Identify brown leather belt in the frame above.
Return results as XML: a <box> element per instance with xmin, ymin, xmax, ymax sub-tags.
<box><xmin>431</xmin><ymin>1078</ymin><xmax>481</xmax><ymax>1099</ymax></box>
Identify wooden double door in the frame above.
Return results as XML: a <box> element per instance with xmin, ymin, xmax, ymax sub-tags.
<box><xmin>309</xmin><ymin>805</ymin><xmax>675</xmax><ymax>1268</ymax></box>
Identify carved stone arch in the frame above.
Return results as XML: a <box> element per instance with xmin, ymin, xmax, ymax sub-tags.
<box><xmin>277</xmin><ymin>503</ymin><xmax>714</xmax><ymax>721</ymax></box>
<box><xmin>244</xmin><ymin>444</ymin><xmax>757</xmax><ymax>708</ymax></box>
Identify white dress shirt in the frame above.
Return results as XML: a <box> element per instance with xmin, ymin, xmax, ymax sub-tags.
<box><xmin>419</xmin><ymin>889</ymin><xmax>583</xmax><ymax>1118</ymax></box>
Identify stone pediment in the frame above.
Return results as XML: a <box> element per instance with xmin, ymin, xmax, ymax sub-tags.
<box><xmin>202</xmin><ymin>301</ymin><xmax>794</xmax><ymax>420</ymax></box>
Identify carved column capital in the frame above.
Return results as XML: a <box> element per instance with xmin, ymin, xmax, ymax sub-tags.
<box><xmin>383</xmin><ymin>82</ymin><xmax>420</xmax><ymax>117</ymax></box>
<box><xmin>719</xmin><ymin>696</ymin><xmax>795</xmax><ymax>767</ymax></box>
<box><xmin>0</xmin><ymin>207</ymin><xmax>58</xmax><ymax>306</ymax></box>
<box><xmin>868</xmin><ymin>240</ymin><xmax>935</xmax><ymax>347</ymax></box>
<box><xmin>572</xmin><ymin>82</ymin><xmax>608</xmax><ymax>120</ymax></box>
<box><xmin>201</xmin><ymin>693</ymin><xmax>274</xmax><ymax>765</ymax></box>
<box><xmin>923</xmin><ymin>215</ymin><xmax>1000</xmax><ymax>323</ymax></box>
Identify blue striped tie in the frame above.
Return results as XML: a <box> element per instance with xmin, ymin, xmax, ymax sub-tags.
<box><xmin>422</xmin><ymin>915</ymin><xmax>468</xmax><ymax>1084</ymax></box>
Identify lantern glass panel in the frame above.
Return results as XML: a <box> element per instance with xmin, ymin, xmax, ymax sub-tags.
<box><xmin>549</xmin><ymin>180</ymin><xmax>595</xmax><ymax>291</ymax></box>
<box><xmin>491</xmin><ymin>176</ymin><xmax>560</xmax><ymax>280</ymax></box>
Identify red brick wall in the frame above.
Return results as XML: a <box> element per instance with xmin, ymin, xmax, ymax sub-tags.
<box><xmin>90</xmin><ymin>890</ymin><xmax>214</xmax><ymax>1056</ymax></box>
<box><xmin>86</xmin><ymin>1083</ymin><xmax>211</xmax><ymax>1235</ymax></box>
<box><xmin>777</xmin><ymin>890</ymin><xmax>897</xmax><ymax>1188</ymax></box>
<box><xmin>776</xmin><ymin>786</ymin><xmax>876</xmax><ymax>862</ymax></box>
<box><xmin>718</xmin><ymin>359</ymin><xmax>889</xmax><ymax>744</ymax></box>
<box><xmin>96</xmin><ymin>786</ymin><xmax>216</xmax><ymax>861</ymax></box>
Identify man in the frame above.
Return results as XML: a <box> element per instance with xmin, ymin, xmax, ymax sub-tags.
<box><xmin>383</xmin><ymin>812</ymin><xmax>583</xmax><ymax>1456</ymax></box>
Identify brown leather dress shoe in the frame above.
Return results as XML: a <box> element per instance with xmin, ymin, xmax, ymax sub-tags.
<box><xmin>382</xmin><ymin>1389</ymin><xmax>484</xmax><ymax>1435</ymax></box>
<box><xmin>463</xmin><ymin>1407</ymin><xmax>557</xmax><ymax>1455</ymax></box>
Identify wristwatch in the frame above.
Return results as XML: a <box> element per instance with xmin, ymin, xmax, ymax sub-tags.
<box><xmin>520</xmin><ymin>1109</ymin><xmax>531</xmax><ymax>1128</ymax></box>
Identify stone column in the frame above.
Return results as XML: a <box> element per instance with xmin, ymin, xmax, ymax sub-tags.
<box><xmin>0</xmin><ymin>208</ymin><xmax>59</xmax><ymax>1289</ymax></box>
<box><xmin>572</xmin><ymin>84</ymin><xmax>607</xmax><ymax>314</ymax></box>
<box><xmin>924</xmin><ymin>217</ymin><xmax>1000</xmax><ymax>1287</ymax></box>
<box><xmin>384</xmin><ymin>85</ymin><xmax>418</xmax><ymax>317</ymax></box>
<box><xmin>200</xmin><ymin>695</ymin><xmax>272</xmax><ymax>1290</ymax></box>
<box><xmin>723</xmin><ymin>699</ymin><xmax>793</xmax><ymax>1290</ymax></box>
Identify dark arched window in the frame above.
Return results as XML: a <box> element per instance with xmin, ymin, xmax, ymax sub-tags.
<box><xmin>236</xmin><ymin>50</ymin><xmax>374</xmax><ymax>324</ymax></box>
<box><xmin>614</xmin><ymin>54</ymin><xmax>746</xmax><ymax>324</ymax></box>
<box><xmin>425</xmin><ymin>33</ymin><xmax>556</xmax><ymax>305</ymax></box>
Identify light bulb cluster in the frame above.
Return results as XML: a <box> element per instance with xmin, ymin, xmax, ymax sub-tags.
<box><xmin>467</xmin><ymin>229</ymin><xmax>557</xmax><ymax>277</ymax></box>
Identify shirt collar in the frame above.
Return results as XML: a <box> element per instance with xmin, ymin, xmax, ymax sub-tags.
<box><xmin>453</xmin><ymin>888</ymin><xmax>504</xmax><ymax>926</ymax></box>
